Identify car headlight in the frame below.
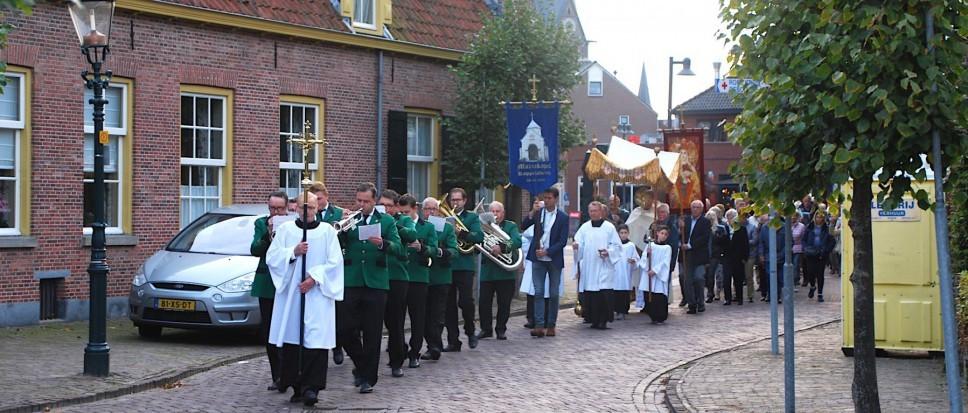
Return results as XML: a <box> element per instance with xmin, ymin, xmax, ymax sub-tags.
<box><xmin>217</xmin><ymin>272</ymin><xmax>255</xmax><ymax>293</ymax></box>
<box><xmin>132</xmin><ymin>266</ymin><xmax>147</xmax><ymax>287</ymax></box>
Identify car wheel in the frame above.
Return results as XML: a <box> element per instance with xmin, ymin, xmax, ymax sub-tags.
<box><xmin>138</xmin><ymin>325</ymin><xmax>163</xmax><ymax>339</ymax></box>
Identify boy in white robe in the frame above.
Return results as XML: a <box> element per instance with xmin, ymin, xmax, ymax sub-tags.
<box><xmin>638</xmin><ymin>225</ymin><xmax>672</xmax><ymax>324</ymax></box>
<box><xmin>266</xmin><ymin>192</ymin><xmax>344</xmax><ymax>406</ymax></box>
<box><xmin>612</xmin><ymin>224</ymin><xmax>640</xmax><ymax>320</ymax></box>
<box><xmin>573</xmin><ymin>202</ymin><xmax>623</xmax><ymax>330</ymax></box>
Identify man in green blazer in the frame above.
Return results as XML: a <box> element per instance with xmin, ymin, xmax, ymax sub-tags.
<box><xmin>337</xmin><ymin>182</ymin><xmax>402</xmax><ymax>394</ymax></box>
<box><xmin>309</xmin><ymin>181</ymin><xmax>345</xmax><ymax>365</ymax></box>
<box><xmin>398</xmin><ymin>194</ymin><xmax>437</xmax><ymax>368</ymax></box>
<box><xmin>444</xmin><ymin>187</ymin><xmax>485</xmax><ymax>351</ymax></box>
<box><xmin>378</xmin><ymin>189</ymin><xmax>417</xmax><ymax>378</ymax></box>
<box><xmin>250</xmin><ymin>191</ymin><xmax>290</xmax><ymax>391</ymax></box>
<box><xmin>421</xmin><ymin>197</ymin><xmax>457</xmax><ymax>361</ymax></box>
<box><xmin>477</xmin><ymin>201</ymin><xmax>522</xmax><ymax>341</ymax></box>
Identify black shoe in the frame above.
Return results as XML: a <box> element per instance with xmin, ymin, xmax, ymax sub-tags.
<box><xmin>705</xmin><ymin>296</ymin><xmax>714</xmax><ymax>304</ymax></box>
<box><xmin>476</xmin><ymin>331</ymin><xmax>493</xmax><ymax>339</ymax></box>
<box><xmin>408</xmin><ymin>357</ymin><xmax>420</xmax><ymax>368</ymax></box>
<box><xmin>443</xmin><ymin>343</ymin><xmax>462</xmax><ymax>352</ymax></box>
<box><xmin>698</xmin><ymin>306</ymin><xmax>706</xmax><ymax>313</ymax></box>
<box><xmin>808</xmin><ymin>287</ymin><xmax>816</xmax><ymax>299</ymax></box>
<box><xmin>302</xmin><ymin>389</ymin><xmax>318</xmax><ymax>407</ymax></box>
<box><xmin>267</xmin><ymin>380</ymin><xmax>280</xmax><ymax>392</ymax></box>
<box><xmin>818</xmin><ymin>294</ymin><xmax>825</xmax><ymax>303</ymax></box>
<box><xmin>391</xmin><ymin>368</ymin><xmax>404</xmax><ymax>378</ymax></box>
<box><xmin>723</xmin><ymin>301</ymin><xmax>731</xmax><ymax>306</ymax></box>
<box><xmin>496</xmin><ymin>332</ymin><xmax>508</xmax><ymax>340</ymax></box>
<box><xmin>687</xmin><ymin>307</ymin><xmax>697</xmax><ymax>314</ymax></box>
<box><xmin>678</xmin><ymin>300</ymin><xmax>687</xmax><ymax>307</ymax></box>
<box><xmin>468</xmin><ymin>335</ymin><xmax>479</xmax><ymax>349</ymax></box>
<box><xmin>359</xmin><ymin>383</ymin><xmax>374</xmax><ymax>394</ymax></box>
<box><xmin>352</xmin><ymin>369</ymin><xmax>365</xmax><ymax>387</ymax></box>
<box><xmin>748</xmin><ymin>297</ymin><xmax>754</xmax><ymax>303</ymax></box>
<box><xmin>333</xmin><ymin>347</ymin><xmax>344</xmax><ymax>365</ymax></box>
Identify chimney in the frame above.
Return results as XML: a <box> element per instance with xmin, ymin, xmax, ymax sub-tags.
<box><xmin>713</xmin><ymin>62</ymin><xmax>722</xmax><ymax>86</ymax></box>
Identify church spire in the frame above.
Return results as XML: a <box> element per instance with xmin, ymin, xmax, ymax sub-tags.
<box><xmin>637</xmin><ymin>64</ymin><xmax>651</xmax><ymax>108</ymax></box>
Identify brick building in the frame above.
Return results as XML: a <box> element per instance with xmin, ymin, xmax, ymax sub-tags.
<box><xmin>0</xmin><ymin>0</ymin><xmax>487</xmax><ymax>326</ymax></box>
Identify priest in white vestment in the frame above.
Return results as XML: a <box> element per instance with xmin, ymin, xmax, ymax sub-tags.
<box><xmin>638</xmin><ymin>225</ymin><xmax>672</xmax><ymax>324</ymax></box>
<box><xmin>267</xmin><ymin>192</ymin><xmax>344</xmax><ymax>406</ymax></box>
<box><xmin>573</xmin><ymin>202</ymin><xmax>622</xmax><ymax>330</ymax></box>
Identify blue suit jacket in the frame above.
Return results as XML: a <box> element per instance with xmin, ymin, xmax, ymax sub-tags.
<box><xmin>521</xmin><ymin>209</ymin><xmax>569</xmax><ymax>270</ymax></box>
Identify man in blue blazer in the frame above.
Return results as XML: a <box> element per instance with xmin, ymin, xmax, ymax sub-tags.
<box><xmin>681</xmin><ymin>200</ymin><xmax>711</xmax><ymax>314</ymax></box>
<box><xmin>521</xmin><ymin>186</ymin><xmax>570</xmax><ymax>337</ymax></box>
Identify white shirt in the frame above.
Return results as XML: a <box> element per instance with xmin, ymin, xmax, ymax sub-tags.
<box><xmin>537</xmin><ymin>208</ymin><xmax>557</xmax><ymax>262</ymax></box>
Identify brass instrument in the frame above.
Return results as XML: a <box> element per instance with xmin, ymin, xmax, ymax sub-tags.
<box><xmin>478</xmin><ymin>212</ymin><xmax>524</xmax><ymax>271</ymax></box>
<box><xmin>332</xmin><ymin>209</ymin><xmax>362</xmax><ymax>233</ymax></box>
<box><xmin>437</xmin><ymin>193</ymin><xmax>476</xmax><ymax>255</ymax></box>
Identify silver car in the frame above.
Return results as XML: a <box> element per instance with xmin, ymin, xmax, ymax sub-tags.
<box><xmin>129</xmin><ymin>205</ymin><xmax>266</xmax><ymax>338</ymax></box>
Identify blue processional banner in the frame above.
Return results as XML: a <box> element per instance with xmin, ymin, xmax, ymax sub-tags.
<box><xmin>505</xmin><ymin>103</ymin><xmax>559</xmax><ymax>195</ymax></box>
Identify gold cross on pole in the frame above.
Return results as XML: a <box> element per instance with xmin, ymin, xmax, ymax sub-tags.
<box><xmin>287</xmin><ymin>120</ymin><xmax>326</xmax><ymax>193</ymax></box>
<box><xmin>529</xmin><ymin>74</ymin><xmax>540</xmax><ymax>102</ymax></box>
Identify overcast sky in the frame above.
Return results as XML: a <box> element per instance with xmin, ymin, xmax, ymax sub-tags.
<box><xmin>573</xmin><ymin>0</ymin><xmax>732</xmax><ymax>121</ymax></box>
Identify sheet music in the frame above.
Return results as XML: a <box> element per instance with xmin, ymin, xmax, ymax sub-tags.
<box><xmin>357</xmin><ymin>223</ymin><xmax>381</xmax><ymax>241</ymax></box>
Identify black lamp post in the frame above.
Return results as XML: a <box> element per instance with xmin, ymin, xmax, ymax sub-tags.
<box><xmin>666</xmin><ymin>57</ymin><xmax>695</xmax><ymax>129</ymax></box>
<box><xmin>70</xmin><ymin>0</ymin><xmax>116</xmax><ymax>377</ymax></box>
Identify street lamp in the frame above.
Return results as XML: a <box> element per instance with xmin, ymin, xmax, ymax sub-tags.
<box><xmin>69</xmin><ymin>0</ymin><xmax>116</xmax><ymax>377</ymax></box>
<box><xmin>666</xmin><ymin>57</ymin><xmax>695</xmax><ymax>129</ymax></box>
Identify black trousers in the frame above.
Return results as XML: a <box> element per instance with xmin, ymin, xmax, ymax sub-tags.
<box><xmin>446</xmin><ymin>270</ymin><xmax>476</xmax><ymax>344</ymax></box>
<box><xmin>479</xmin><ymin>279</ymin><xmax>515</xmax><ymax>335</ymax></box>
<box><xmin>258</xmin><ymin>297</ymin><xmax>280</xmax><ymax>382</ymax></box>
<box><xmin>706</xmin><ymin>258</ymin><xmax>720</xmax><ymax>298</ymax></box>
<box><xmin>612</xmin><ymin>290</ymin><xmax>631</xmax><ymax>315</ymax></box>
<box><xmin>279</xmin><ymin>344</ymin><xmax>328</xmax><ymax>393</ymax></box>
<box><xmin>384</xmin><ymin>280</ymin><xmax>409</xmax><ymax>369</ymax></box>
<box><xmin>424</xmin><ymin>284</ymin><xmax>450</xmax><ymax>355</ymax></box>
<box><xmin>405</xmin><ymin>282</ymin><xmax>428</xmax><ymax>358</ymax></box>
<box><xmin>337</xmin><ymin>287</ymin><xmax>387</xmax><ymax>387</ymax></box>
<box><xmin>723</xmin><ymin>260</ymin><xmax>745</xmax><ymax>303</ymax></box>
<box><xmin>585</xmin><ymin>290</ymin><xmax>613</xmax><ymax>326</ymax></box>
<box><xmin>525</xmin><ymin>295</ymin><xmax>551</xmax><ymax>327</ymax></box>
<box><xmin>804</xmin><ymin>254</ymin><xmax>827</xmax><ymax>294</ymax></box>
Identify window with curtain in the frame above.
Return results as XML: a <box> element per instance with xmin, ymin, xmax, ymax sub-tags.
<box><xmin>83</xmin><ymin>85</ymin><xmax>125</xmax><ymax>233</ymax></box>
<box><xmin>0</xmin><ymin>73</ymin><xmax>24</xmax><ymax>235</ymax></box>
<box><xmin>353</xmin><ymin>0</ymin><xmax>375</xmax><ymax>27</ymax></box>
<box><xmin>406</xmin><ymin>114</ymin><xmax>434</xmax><ymax>202</ymax></box>
<box><xmin>279</xmin><ymin>103</ymin><xmax>319</xmax><ymax>200</ymax></box>
<box><xmin>180</xmin><ymin>93</ymin><xmax>226</xmax><ymax>227</ymax></box>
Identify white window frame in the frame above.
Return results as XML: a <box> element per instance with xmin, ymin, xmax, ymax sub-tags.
<box><xmin>0</xmin><ymin>73</ymin><xmax>25</xmax><ymax>236</ymax></box>
<box><xmin>588</xmin><ymin>81</ymin><xmax>603</xmax><ymax>96</ymax></box>
<box><xmin>406</xmin><ymin>113</ymin><xmax>435</xmax><ymax>201</ymax></box>
<box><xmin>618</xmin><ymin>114</ymin><xmax>630</xmax><ymax>126</ymax></box>
<box><xmin>180</xmin><ymin>93</ymin><xmax>227</xmax><ymax>227</ymax></box>
<box><xmin>82</xmin><ymin>83</ymin><xmax>127</xmax><ymax>235</ymax></box>
<box><xmin>279</xmin><ymin>102</ymin><xmax>320</xmax><ymax>199</ymax></box>
<box><xmin>352</xmin><ymin>0</ymin><xmax>377</xmax><ymax>29</ymax></box>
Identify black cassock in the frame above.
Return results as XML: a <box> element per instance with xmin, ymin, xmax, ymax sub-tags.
<box><xmin>644</xmin><ymin>293</ymin><xmax>669</xmax><ymax>323</ymax></box>
<box><xmin>279</xmin><ymin>344</ymin><xmax>329</xmax><ymax>392</ymax></box>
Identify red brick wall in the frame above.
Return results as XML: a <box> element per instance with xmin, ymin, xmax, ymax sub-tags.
<box><xmin>0</xmin><ymin>4</ymin><xmax>458</xmax><ymax>306</ymax></box>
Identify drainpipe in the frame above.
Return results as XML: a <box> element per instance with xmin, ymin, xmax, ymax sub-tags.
<box><xmin>376</xmin><ymin>50</ymin><xmax>385</xmax><ymax>189</ymax></box>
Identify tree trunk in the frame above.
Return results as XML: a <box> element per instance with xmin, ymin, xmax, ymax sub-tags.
<box><xmin>850</xmin><ymin>177</ymin><xmax>881</xmax><ymax>412</ymax></box>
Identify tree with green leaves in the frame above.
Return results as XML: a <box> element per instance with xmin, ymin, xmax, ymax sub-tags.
<box><xmin>443</xmin><ymin>0</ymin><xmax>584</xmax><ymax>195</ymax></box>
<box><xmin>0</xmin><ymin>0</ymin><xmax>33</xmax><ymax>80</ymax></box>
<box><xmin>721</xmin><ymin>1</ymin><xmax>968</xmax><ymax>411</ymax></box>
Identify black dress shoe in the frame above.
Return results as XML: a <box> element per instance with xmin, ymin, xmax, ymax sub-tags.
<box><xmin>408</xmin><ymin>357</ymin><xmax>421</xmax><ymax>368</ymax></box>
<box><xmin>496</xmin><ymin>332</ymin><xmax>507</xmax><ymax>340</ymax></box>
<box><xmin>352</xmin><ymin>369</ymin><xmax>365</xmax><ymax>387</ymax></box>
<box><xmin>705</xmin><ymin>296</ymin><xmax>714</xmax><ymax>304</ymax></box>
<box><xmin>333</xmin><ymin>347</ymin><xmax>344</xmax><ymax>365</ymax></box>
<box><xmin>359</xmin><ymin>383</ymin><xmax>374</xmax><ymax>394</ymax></box>
<box><xmin>442</xmin><ymin>343</ymin><xmax>461</xmax><ymax>352</ymax></box>
<box><xmin>391</xmin><ymin>368</ymin><xmax>404</xmax><ymax>378</ymax></box>
<box><xmin>678</xmin><ymin>300</ymin><xmax>688</xmax><ymax>307</ymax></box>
<box><xmin>723</xmin><ymin>301</ymin><xmax>731</xmax><ymax>306</ymax></box>
<box><xmin>302</xmin><ymin>389</ymin><xmax>318</xmax><ymax>407</ymax></box>
<box><xmin>476</xmin><ymin>331</ymin><xmax>493</xmax><ymax>339</ymax></box>
<box><xmin>267</xmin><ymin>380</ymin><xmax>280</xmax><ymax>391</ymax></box>
<box><xmin>698</xmin><ymin>306</ymin><xmax>706</xmax><ymax>312</ymax></box>
<box><xmin>468</xmin><ymin>335</ymin><xmax>479</xmax><ymax>349</ymax></box>
<box><xmin>686</xmin><ymin>308</ymin><xmax>697</xmax><ymax>314</ymax></box>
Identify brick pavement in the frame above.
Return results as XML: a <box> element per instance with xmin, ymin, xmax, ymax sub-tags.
<box><xmin>57</xmin><ymin>276</ymin><xmax>842</xmax><ymax>412</ymax></box>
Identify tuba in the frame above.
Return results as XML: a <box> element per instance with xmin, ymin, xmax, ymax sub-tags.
<box><xmin>478</xmin><ymin>212</ymin><xmax>524</xmax><ymax>271</ymax></box>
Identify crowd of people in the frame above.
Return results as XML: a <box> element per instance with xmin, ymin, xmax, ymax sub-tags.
<box><xmin>249</xmin><ymin>181</ymin><xmax>842</xmax><ymax>406</ymax></box>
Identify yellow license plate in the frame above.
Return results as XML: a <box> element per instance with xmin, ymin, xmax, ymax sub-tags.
<box><xmin>157</xmin><ymin>299</ymin><xmax>196</xmax><ymax>311</ymax></box>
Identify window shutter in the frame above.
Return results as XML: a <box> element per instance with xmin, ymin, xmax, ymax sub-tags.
<box><xmin>341</xmin><ymin>0</ymin><xmax>355</xmax><ymax>19</ymax></box>
<box><xmin>382</xmin><ymin>0</ymin><xmax>393</xmax><ymax>26</ymax></box>
<box><xmin>387</xmin><ymin>110</ymin><xmax>408</xmax><ymax>195</ymax></box>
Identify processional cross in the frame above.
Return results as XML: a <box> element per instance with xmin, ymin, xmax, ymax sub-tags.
<box><xmin>529</xmin><ymin>74</ymin><xmax>540</xmax><ymax>102</ymax></box>
<box><xmin>288</xmin><ymin>120</ymin><xmax>326</xmax><ymax>195</ymax></box>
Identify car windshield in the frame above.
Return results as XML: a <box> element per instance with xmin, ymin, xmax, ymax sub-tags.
<box><xmin>167</xmin><ymin>213</ymin><xmax>259</xmax><ymax>255</ymax></box>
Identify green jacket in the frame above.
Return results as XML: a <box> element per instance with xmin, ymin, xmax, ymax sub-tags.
<box><xmin>452</xmin><ymin>210</ymin><xmax>484</xmax><ymax>271</ymax></box>
<box><xmin>387</xmin><ymin>214</ymin><xmax>417</xmax><ymax>281</ymax></box>
<box><xmin>479</xmin><ymin>219</ymin><xmax>522</xmax><ymax>282</ymax></box>
<box><xmin>406</xmin><ymin>218</ymin><xmax>439</xmax><ymax>284</ymax></box>
<box><xmin>429</xmin><ymin>222</ymin><xmax>458</xmax><ymax>285</ymax></box>
<box><xmin>340</xmin><ymin>210</ymin><xmax>403</xmax><ymax>290</ymax></box>
<box><xmin>249</xmin><ymin>216</ymin><xmax>275</xmax><ymax>298</ymax></box>
<box><xmin>317</xmin><ymin>203</ymin><xmax>344</xmax><ymax>224</ymax></box>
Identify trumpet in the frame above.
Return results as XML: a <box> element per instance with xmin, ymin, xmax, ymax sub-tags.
<box><xmin>332</xmin><ymin>209</ymin><xmax>362</xmax><ymax>233</ymax></box>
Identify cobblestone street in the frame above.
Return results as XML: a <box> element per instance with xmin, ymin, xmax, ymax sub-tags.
<box><xmin>59</xmin><ymin>279</ymin><xmax>842</xmax><ymax>412</ymax></box>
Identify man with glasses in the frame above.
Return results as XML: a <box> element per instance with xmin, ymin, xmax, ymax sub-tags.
<box><xmin>444</xmin><ymin>187</ymin><xmax>484</xmax><ymax>351</ymax></box>
<box><xmin>250</xmin><ymin>191</ymin><xmax>290</xmax><ymax>392</ymax></box>
<box><xmin>421</xmin><ymin>197</ymin><xmax>458</xmax><ymax>361</ymax></box>
<box><xmin>377</xmin><ymin>189</ymin><xmax>416</xmax><ymax>378</ymax></box>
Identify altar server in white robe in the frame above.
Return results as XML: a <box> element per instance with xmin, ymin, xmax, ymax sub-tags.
<box><xmin>573</xmin><ymin>201</ymin><xmax>623</xmax><ymax>330</ymax></box>
<box><xmin>638</xmin><ymin>225</ymin><xmax>672</xmax><ymax>324</ymax></box>
<box><xmin>519</xmin><ymin>224</ymin><xmax>564</xmax><ymax>328</ymax></box>
<box><xmin>267</xmin><ymin>192</ymin><xmax>344</xmax><ymax>406</ymax></box>
<box><xmin>612</xmin><ymin>224</ymin><xmax>640</xmax><ymax>320</ymax></box>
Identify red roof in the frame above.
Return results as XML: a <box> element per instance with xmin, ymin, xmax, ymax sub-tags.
<box><xmin>155</xmin><ymin>0</ymin><xmax>488</xmax><ymax>51</ymax></box>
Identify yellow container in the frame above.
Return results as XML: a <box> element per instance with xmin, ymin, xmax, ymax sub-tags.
<box><xmin>840</xmin><ymin>180</ymin><xmax>942</xmax><ymax>354</ymax></box>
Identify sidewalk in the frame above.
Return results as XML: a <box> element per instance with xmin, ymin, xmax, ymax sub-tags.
<box><xmin>0</xmin><ymin>250</ymin><xmax>578</xmax><ymax>413</ymax></box>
